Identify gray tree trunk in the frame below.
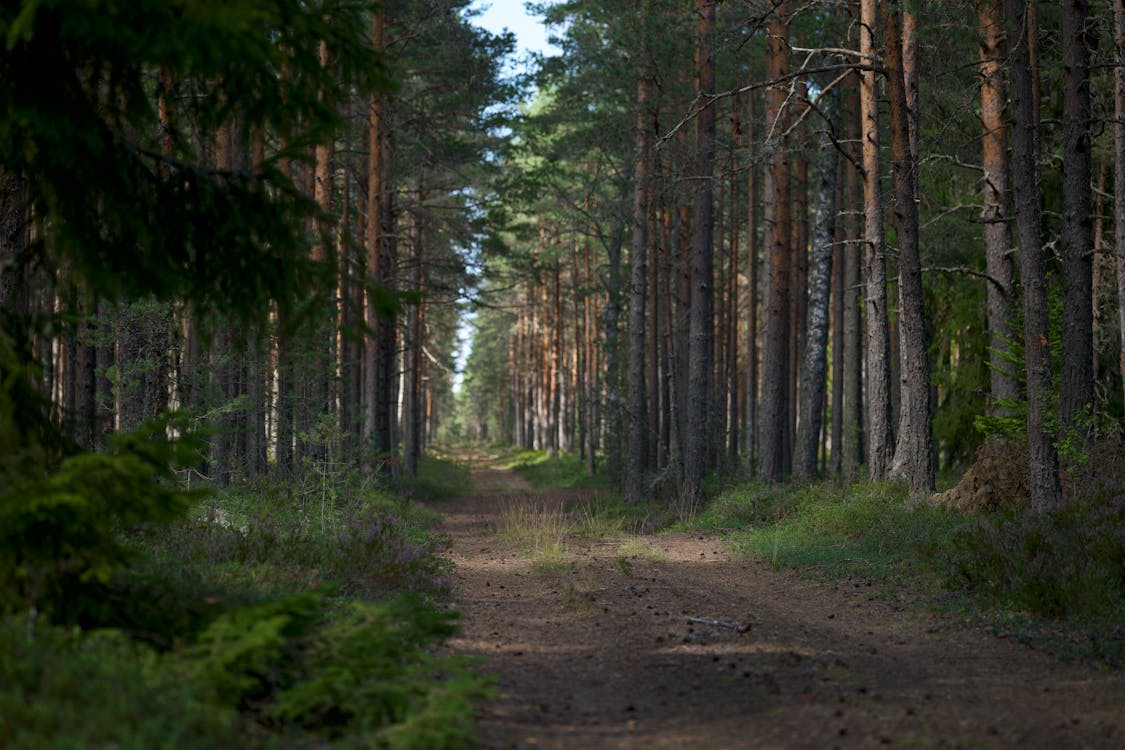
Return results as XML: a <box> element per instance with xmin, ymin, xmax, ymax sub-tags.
<box><xmin>795</xmin><ymin>105</ymin><xmax>839</xmax><ymax>480</ymax></box>
<box><xmin>1059</xmin><ymin>0</ymin><xmax>1094</xmax><ymax>432</ymax></box>
<box><xmin>885</xmin><ymin>0</ymin><xmax>935</xmax><ymax>497</ymax></box>
<box><xmin>682</xmin><ymin>0</ymin><xmax>716</xmax><ymax>512</ymax></box>
<box><xmin>626</xmin><ymin>67</ymin><xmax>651</xmax><ymax>503</ymax></box>
<box><xmin>979</xmin><ymin>0</ymin><xmax>1019</xmax><ymax>412</ymax></box>
<box><xmin>1005</xmin><ymin>0</ymin><xmax>1061</xmax><ymax>511</ymax></box>
<box><xmin>860</xmin><ymin>0</ymin><xmax>894</xmax><ymax>479</ymax></box>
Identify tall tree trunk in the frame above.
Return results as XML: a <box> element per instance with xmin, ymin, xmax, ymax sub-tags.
<box><xmin>841</xmin><ymin>76</ymin><xmax>864</xmax><ymax>474</ymax></box>
<box><xmin>744</xmin><ymin>92</ymin><xmax>759</xmax><ymax>474</ymax></box>
<box><xmin>1005</xmin><ymin>0</ymin><xmax>1061</xmax><ymax>510</ymax></box>
<box><xmin>860</xmin><ymin>0</ymin><xmax>894</xmax><ymax>479</ymax></box>
<box><xmin>402</xmin><ymin>196</ymin><xmax>421</xmax><ymax>479</ymax></box>
<box><xmin>681</xmin><ymin>0</ymin><xmax>716</xmax><ymax>511</ymax></box>
<box><xmin>885</xmin><ymin>0</ymin><xmax>935</xmax><ymax>497</ymax></box>
<box><xmin>365</xmin><ymin>11</ymin><xmax>397</xmax><ymax>471</ymax></box>
<box><xmin>795</xmin><ymin>101</ymin><xmax>839</xmax><ymax>480</ymax></box>
<box><xmin>1060</xmin><ymin>0</ymin><xmax>1094</xmax><ymax>432</ymax></box>
<box><xmin>759</xmin><ymin>4</ymin><xmax>791</xmax><ymax>482</ymax></box>
<box><xmin>1116</xmin><ymin>0</ymin><xmax>1125</xmax><ymax>417</ymax></box>
<box><xmin>980</xmin><ymin>0</ymin><xmax>1019</xmax><ymax>412</ymax></box>
<box><xmin>831</xmin><ymin>149</ymin><xmax>845</xmax><ymax>474</ymax></box>
<box><xmin>789</xmin><ymin>74</ymin><xmax>809</xmax><ymax>471</ymax></box>
<box><xmin>313</xmin><ymin>37</ymin><xmax>336</xmax><ymax>460</ymax></box>
<box><xmin>626</xmin><ymin>61</ymin><xmax>651</xmax><ymax>503</ymax></box>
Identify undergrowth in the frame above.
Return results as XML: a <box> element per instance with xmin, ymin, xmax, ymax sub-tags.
<box><xmin>498</xmin><ymin>449</ymin><xmax>612</xmax><ymax>490</ymax></box>
<box><xmin>1</xmin><ymin>444</ymin><xmax>491</xmax><ymax>749</ymax></box>
<box><xmin>695</xmin><ymin>479</ymin><xmax>966</xmax><ymax>586</ymax></box>
<box><xmin>693</xmin><ymin>456</ymin><xmax>1125</xmax><ymax>669</ymax></box>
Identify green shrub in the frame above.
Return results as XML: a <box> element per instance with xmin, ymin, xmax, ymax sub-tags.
<box><xmin>0</xmin><ymin>617</ymin><xmax>241</xmax><ymax>750</ymax></box>
<box><xmin>0</xmin><ymin>415</ymin><xmax>198</xmax><ymax>620</ymax></box>
<box><xmin>176</xmin><ymin>590</ymin><xmax>490</xmax><ymax>747</ymax></box>
<box><xmin>1</xmin><ymin>589</ymin><xmax>492</xmax><ymax>750</ymax></box>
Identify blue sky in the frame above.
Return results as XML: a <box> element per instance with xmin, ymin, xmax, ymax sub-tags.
<box><xmin>469</xmin><ymin>0</ymin><xmax>558</xmax><ymax>57</ymax></box>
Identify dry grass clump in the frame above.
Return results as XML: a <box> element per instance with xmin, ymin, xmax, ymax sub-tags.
<box><xmin>495</xmin><ymin>496</ymin><xmax>571</xmax><ymax>560</ymax></box>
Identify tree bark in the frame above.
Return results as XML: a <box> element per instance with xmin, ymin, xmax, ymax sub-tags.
<box><xmin>979</xmin><ymin>0</ymin><xmax>1019</xmax><ymax>412</ymax></box>
<box><xmin>842</xmin><ymin>77</ymin><xmax>864</xmax><ymax>474</ymax></box>
<box><xmin>626</xmin><ymin>60</ymin><xmax>651</xmax><ymax>503</ymax></box>
<box><xmin>885</xmin><ymin>0</ymin><xmax>935</xmax><ymax>497</ymax></box>
<box><xmin>1116</xmin><ymin>0</ymin><xmax>1125</xmax><ymax>417</ymax></box>
<box><xmin>860</xmin><ymin>0</ymin><xmax>894</xmax><ymax>479</ymax></box>
<box><xmin>744</xmin><ymin>92</ymin><xmax>759</xmax><ymax>474</ymax></box>
<box><xmin>1059</xmin><ymin>0</ymin><xmax>1094</xmax><ymax>432</ymax></box>
<box><xmin>682</xmin><ymin>0</ymin><xmax>716</xmax><ymax>511</ymax></box>
<box><xmin>1005</xmin><ymin>0</ymin><xmax>1061</xmax><ymax>511</ymax></box>
<box><xmin>795</xmin><ymin>100</ymin><xmax>839</xmax><ymax>480</ymax></box>
<box><xmin>759</xmin><ymin>4</ymin><xmax>791</xmax><ymax>483</ymax></box>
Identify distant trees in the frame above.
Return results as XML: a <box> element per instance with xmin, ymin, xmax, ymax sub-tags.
<box><xmin>462</xmin><ymin>0</ymin><xmax>1125</xmax><ymax>509</ymax></box>
<box><xmin>0</xmin><ymin>0</ymin><xmax>512</xmax><ymax>486</ymax></box>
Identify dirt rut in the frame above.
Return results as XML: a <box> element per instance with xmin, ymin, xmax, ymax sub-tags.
<box><xmin>441</xmin><ymin>456</ymin><xmax>1125</xmax><ymax>749</ymax></box>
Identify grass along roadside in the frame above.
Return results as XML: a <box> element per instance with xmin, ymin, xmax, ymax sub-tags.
<box><xmin>690</xmin><ymin>474</ymin><xmax>1125</xmax><ymax>669</ymax></box>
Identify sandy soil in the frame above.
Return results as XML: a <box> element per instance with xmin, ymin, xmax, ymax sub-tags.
<box><xmin>441</xmin><ymin>453</ymin><xmax>1125</xmax><ymax>749</ymax></box>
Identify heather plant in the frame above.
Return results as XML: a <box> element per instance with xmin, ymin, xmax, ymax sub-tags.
<box><xmin>949</xmin><ymin>481</ymin><xmax>1125</xmax><ymax>620</ymax></box>
<box><xmin>326</xmin><ymin>503</ymin><xmax>453</xmax><ymax>596</ymax></box>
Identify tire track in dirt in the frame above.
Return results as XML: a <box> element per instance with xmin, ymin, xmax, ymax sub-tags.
<box><xmin>442</xmin><ymin>453</ymin><xmax>1125</xmax><ymax>749</ymax></box>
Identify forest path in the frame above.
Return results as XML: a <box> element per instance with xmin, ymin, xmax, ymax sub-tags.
<box><xmin>440</xmin><ymin>451</ymin><xmax>1125</xmax><ymax>749</ymax></box>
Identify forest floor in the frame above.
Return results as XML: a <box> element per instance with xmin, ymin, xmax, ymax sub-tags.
<box><xmin>439</xmin><ymin>451</ymin><xmax>1125</xmax><ymax>749</ymax></box>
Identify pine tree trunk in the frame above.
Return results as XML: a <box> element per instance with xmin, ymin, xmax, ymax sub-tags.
<box><xmin>744</xmin><ymin>92</ymin><xmax>758</xmax><ymax>474</ymax></box>
<box><xmin>626</xmin><ymin>66</ymin><xmax>651</xmax><ymax>502</ymax></box>
<box><xmin>860</xmin><ymin>0</ymin><xmax>894</xmax><ymax>479</ymax></box>
<box><xmin>1060</xmin><ymin>0</ymin><xmax>1094</xmax><ymax>432</ymax></box>
<box><xmin>795</xmin><ymin>99</ymin><xmax>839</xmax><ymax>480</ymax></box>
<box><xmin>841</xmin><ymin>78</ymin><xmax>864</xmax><ymax>473</ymax></box>
<box><xmin>1005</xmin><ymin>0</ymin><xmax>1061</xmax><ymax>510</ymax></box>
<box><xmin>980</xmin><ymin>0</ymin><xmax>1019</xmax><ymax>413</ymax></box>
<box><xmin>831</xmin><ymin>148</ymin><xmax>846</xmax><ymax>474</ymax></box>
<box><xmin>1115</xmin><ymin>0</ymin><xmax>1125</xmax><ymax>417</ymax></box>
<box><xmin>885</xmin><ymin>0</ymin><xmax>935</xmax><ymax>497</ymax></box>
<box><xmin>681</xmin><ymin>0</ymin><xmax>716</xmax><ymax>511</ymax></box>
<box><xmin>759</xmin><ymin>5</ymin><xmax>791</xmax><ymax>482</ymax></box>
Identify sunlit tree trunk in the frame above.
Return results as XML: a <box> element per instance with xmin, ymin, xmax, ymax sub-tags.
<box><xmin>885</xmin><ymin>0</ymin><xmax>935</xmax><ymax>497</ymax></box>
<box><xmin>744</xmin><ymin>92</ymin><xmax>759</xmax><ymax>474</ymax></box>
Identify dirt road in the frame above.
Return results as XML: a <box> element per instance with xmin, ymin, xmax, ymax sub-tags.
<box><xmin>443</xmin><ymin>455</ymin><xmax>1125</xmax><ymax>749</ymax></box>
